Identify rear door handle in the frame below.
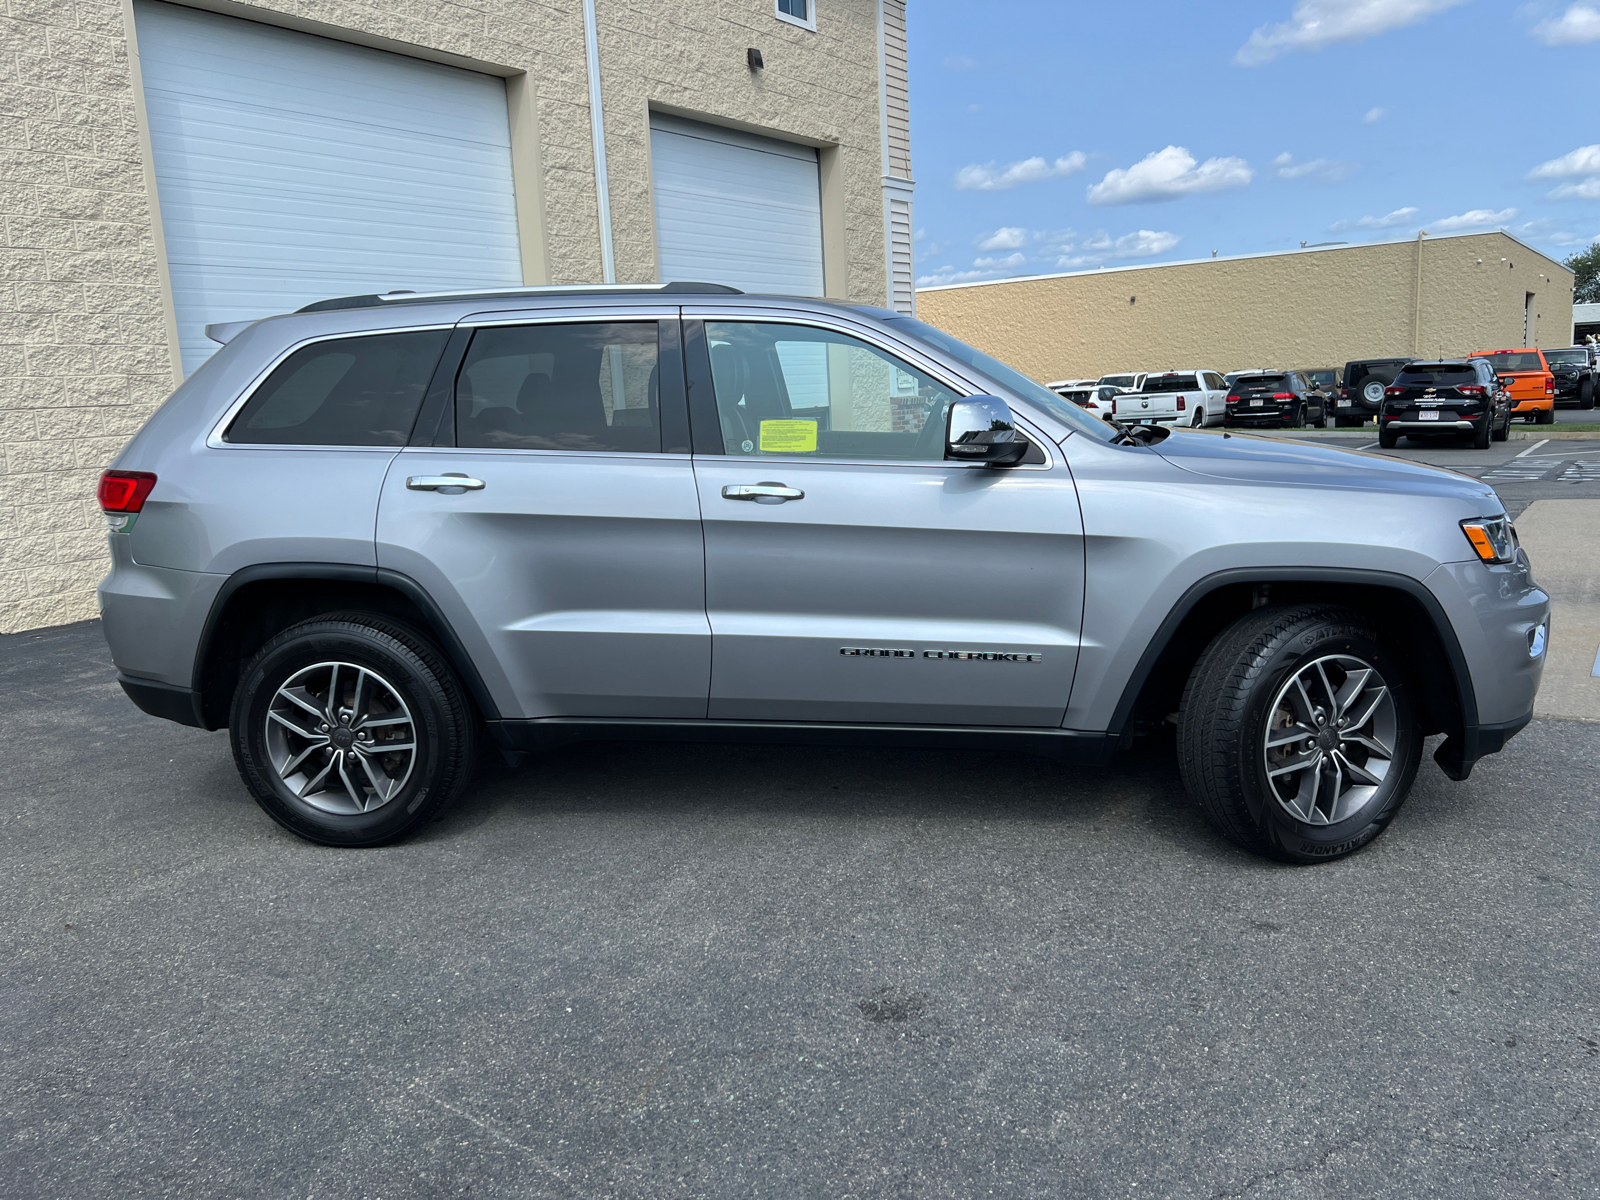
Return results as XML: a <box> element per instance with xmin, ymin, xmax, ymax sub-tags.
<box><xmin>406</xmin><ymin>473</ymin><xmax>485</xmax><ymax>492</ymax></box>
<box><xmin>721</xmin><ymin>482</ymin><xmax>804</xmax><ymax>502</ymax></box>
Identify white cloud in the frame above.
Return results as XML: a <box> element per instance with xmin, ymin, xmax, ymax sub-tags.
<box><xmin>954</xmin><ymin>153</ymin><xmax>1087</xmax><ymax>191</ymax></box>
<box><xmin>1087</xmin><ymin>146</ymin><xmax>1252</xmax><ymax>205</ymax></box>
<box><xmin>1550</xmin><ymin>179</ymin><xmax>1600</xmax><ymax>200</ymax></box>
<box><xmin>1431</xmin><ymin>207</ymin><xmax>1518</xmax><ymax>232</ymax></box>
<box><xmin>1055</xmin><ymin>229</ymin><xmax>1182</xmax><ymax>268</ymax></box>
<box><xmin>978</xmin><ymin>226</ymin><xmax>1029</xmax><ymax>251</ymax></box>
<box><xmin>972</xmin><ymin>252</ymin><xmax>1027</xmax><ymax>270</ymax></box>
<box><xmin>1329</xmin><ymin>207</ymin><xmax>1418</xmax><ymax>232</ymax></box>
<box><xmin>1528</xmin><ymin>144</ymin><xmax>1600</xmax><ymax>179</ymax></box>
<box><xmin>1236</xmin><ymin>0</ymin><xmax>1465</xmax><ymax>66</ymax></box>
<box><xmin>1274</xmin><ymin>153</ymin><xmax>1358</xmax><ymax>182</ymax></box>
<box><xmin>1363</xmin><ymin>106</ymin><xmax>1387</xmax><ymax>123</ymax></box>
<box><xmin>1534</xmin><ymin>3</ymin><xmax>1600</xmax><ymax>44</ymax></box>
<box><xmin>1514</xmin><ymin>219</ymin><xmax>1600</xmax><ymax>248</ymax></box>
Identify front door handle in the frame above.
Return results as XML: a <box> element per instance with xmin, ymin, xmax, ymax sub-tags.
<box><xmin>722</xmin><ymin>482</ymin><xmax>804</xmax><ymax>502</ymax></box>
<box><xmin>406</xmin><ymin>473</ymin><xmax>485</xmax><ymax>493</ymax></box>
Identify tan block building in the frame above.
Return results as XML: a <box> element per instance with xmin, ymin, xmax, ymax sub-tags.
<box><xmin>0</xmin><ymin>0</ymin><xmax>915</xmax><ymax>633</ymax></box>
<box><xmin>917</xmin><ymin>232</ymin><xmax>1573</xmax><ymax>385</ymax></box>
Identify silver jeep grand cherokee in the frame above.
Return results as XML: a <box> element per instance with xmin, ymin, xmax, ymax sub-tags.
<box><xmin>97</xmin><ymin>284</ymin><xmax>1548</xmax><ymax>862</ymax></box>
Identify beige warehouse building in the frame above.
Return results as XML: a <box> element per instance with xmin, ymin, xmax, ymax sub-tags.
<box><xmin>917</xmin><ymin>231</ymin><xmax>1572</xmax><ymax>386</ymax></box>
<box><xmin>0</xmin><ymin>0</ymin><xmax>915</xmax><ymax>633</ymax></box>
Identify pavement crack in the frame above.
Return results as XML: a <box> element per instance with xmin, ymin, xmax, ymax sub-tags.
<box><xmin>1206</xmin><ymin>1128</ymin><xmax>1369</xmax><ymax>1199</ymax></box>
<box><xmin>409</xmin><ymin>1080</ymin><xmax>576</xmax><ymax>1189</ymax></box>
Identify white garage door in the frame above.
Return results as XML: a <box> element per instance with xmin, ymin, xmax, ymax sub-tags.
<box><xmin>650</xmin><ymin>114</ymin><xmax>824</xmax><ymax>297</ymax></box>
<box><xmin>134</xmin><ymin>1</ymin><xmax>522</xmax><ymax>373</ymax></box>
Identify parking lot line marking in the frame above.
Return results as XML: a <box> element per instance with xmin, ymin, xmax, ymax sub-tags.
<box><xmin>1356</xmin><ymin>441</ymin><xmax>1379</xmax><ymax>450</ymax></box>
<box><xmin>1593</xmin><ymin>643</ymin><xmax>1600</xmax><ymax>678</ymax></box>
<box><xmin>1515</xmin><ymin>439</ymin><xmax>1550</xmax><ymax>458</ymax></box>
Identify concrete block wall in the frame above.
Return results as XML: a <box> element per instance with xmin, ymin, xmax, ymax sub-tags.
<box><xmin>0</xmin><ymin>0</ymin><xmax>891</xmax><ymax>634</ymax></box>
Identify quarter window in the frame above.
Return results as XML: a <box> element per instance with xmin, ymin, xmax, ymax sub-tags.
<box><xmin>705</xmin><ymin>322</ymin><xmax>960</xmax><ymax>461</ymax></box>
<box><xmin>224</xmin><ymin>329</ymin><xmax>448</xmax><ymax>446</ymax></box>
<box><xmin>455</xmin><ymin>322</ymin><xmax>661</xmax><ymax>453</ymax></box>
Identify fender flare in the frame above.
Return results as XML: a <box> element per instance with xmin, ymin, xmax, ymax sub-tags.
<box><xmin>191</xmin><ymin>562</ymin><xmax>502</xmax><ymax>729</ymax></box>
<box><xmin>1107</xmin><ymin>565</ymin><xmax>1479</xmax><ymax>761</ymax></box>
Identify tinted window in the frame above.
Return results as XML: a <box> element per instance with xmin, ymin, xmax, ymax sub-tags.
<box><xmin>1304</xmin><ymin>370</ymin><xmax>1337</xmax><ymax>386</ymax></box>
<box><xmin>705</xmin><ymin>321</ymin><xmax>960</xmax><ymax>461</ymax></box>
<box><xmin>1099</xmin><ymin>375</ymin><xmax>1138</xmax><ymax>388</ymax></box>
<box><xmin>1545</xmin><ymin>349</ymin><xmax>1587</xmax><ymax>366</ymax></box>
<box><xmin>1475</xmin><ymin>352</ymin><xmax>1545</xmax><ymax>372</ymax></box>
<box><xmin>225</xmin><ymin>330</ymin><xmax>447</xmax><ymax>446</ymax></box>
<box><xmin>1142</xmin><ymin>374</ymin><xmax>1199</xmax><ymax>392</ymax></box>
<box><xmin>456</xmin><ymin>322</ymin><xmax>660</xmax><ymax>452</ymax></box>
<box><xmin>1397</xmin><ymin>365</ymin><xmax>1477</xmax><ymax>385</ymax></box>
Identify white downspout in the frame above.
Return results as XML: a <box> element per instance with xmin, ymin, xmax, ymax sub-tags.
<box><xmin>583</xmin><ymin>0</ymin><xmax>617</xmax><ymax>283</ymax></box>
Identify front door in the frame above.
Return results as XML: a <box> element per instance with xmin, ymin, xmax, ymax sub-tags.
<box><xmin>685</xmin><ymin>314</ymin><xmax>1084</xmax><ymax>727</ymax></box>
<box><xmin>376</xmin><ymin>311</ymin><xmax>710</xmax><ymax>721</ymax></box>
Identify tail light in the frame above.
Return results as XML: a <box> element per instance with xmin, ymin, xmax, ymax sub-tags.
<box><xmin>98</xmin><ymin>470</ymin><xmax>156</xmax><ymax>531</ymax></box>
<box><xmin>1271</xmin><ymin>392</ymin><xmax>1294</xmax><ymax>400</ymax></box>
<box><xmin>1545</xmin><ymin>378</ymin><xmax>1554</xmax><ymax>395</ymax></box>
<box><xmin>1175</xmin><ymin>397</ymin><xmax>1186</xmax><ymax>411</ymax></box>
<box><xmin>1456</xmin><ymin>385</ymin><xmax>1485</xmax><ymax>396</ymax></box>
<box><xmin>1384</xmin><ymin>386</ymin><xmax>1405</xmax><ymax>397</ymax></box>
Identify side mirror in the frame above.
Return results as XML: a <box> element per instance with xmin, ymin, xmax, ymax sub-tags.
<box><xmin>946</xmin><ymin>395</ymin><xmax>1030</xmax><ymax>466</ymax></box>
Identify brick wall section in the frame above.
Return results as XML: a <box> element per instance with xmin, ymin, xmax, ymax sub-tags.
<box><xmin>0</xmin><ymin>0</ymin><xmax>890</xmax><ymax>633</ymax></box>
<box><xmin>1</xmin><ymin>0</ymin><xmax>172</xmax><ymax>632</ymax></box>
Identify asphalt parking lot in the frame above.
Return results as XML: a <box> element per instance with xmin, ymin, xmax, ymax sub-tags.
<box><xmin>4</xmin><ymin>615</ymin><xmax>1597</xmax><ymax>1198</ymax></box>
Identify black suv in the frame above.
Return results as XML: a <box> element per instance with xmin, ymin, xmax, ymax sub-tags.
<box><xmin>1334</xmin><ymin>357</ymin><xmax>1414</xmax><ymax>427</ymax></box>
<box><xmin>1544</xmin><ymin>346</ymin><xmax>1597</xmax><ymax>409</ymax></box>
<box><xmin>1223</xmin><ymin>371</ymin><xmax>1328</xmax><ymax>428</ymax></box>
<box><xmin>1377</xmin><ymin>359</ymin><xmax>1511</xmax><ymax>449</ymax></box>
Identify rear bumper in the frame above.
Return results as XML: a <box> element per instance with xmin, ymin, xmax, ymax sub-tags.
<box><xmin>1385</xmin><ymin>418</ymin><xmax>1475</xmax><ymax>430</ymax></box>
<box><xmin>1511</xmin><ymin>399</ymin><xmax>1553</xmax><ymax>413</ymax></box>
<box><xmin>1328</xmin><ymin>404</ymin><xmax>1377</xmax><ymax>422</ymax></box>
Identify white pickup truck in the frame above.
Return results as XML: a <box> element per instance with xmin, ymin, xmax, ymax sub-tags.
<box><xmin>1111</xmin><ymin>369</ymin><xmax>1229</xmax><ymax>428</ymax></box>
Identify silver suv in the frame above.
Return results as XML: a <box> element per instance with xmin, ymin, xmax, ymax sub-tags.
<box><xmin>98</xmin><ymin>285</ymin><xmax>1549</xmax><ymax>862</ymax></box>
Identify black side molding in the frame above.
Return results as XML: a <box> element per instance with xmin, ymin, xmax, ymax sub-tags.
<box><xmin>119</xmin><ymin>674</ymin><xmax>206</xmax><ymax>729</ymax></box>
<box><xmin>1432</xmin><ymin>712</ymin><xmax>1532</xmax><ymax>781</ymax></box>
<box><xmin>487</xmin><ymin>717</ymin><xmax>1122</xmax><ymax>764</ymax></box>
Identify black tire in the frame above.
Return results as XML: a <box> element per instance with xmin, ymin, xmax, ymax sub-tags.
<box><xmin>1176</xmin><ymin>605</ymin><xmax>1423</xmax><ymax>864</ymax></box>
<box><xmin>1536</xmin><ymin>405</ymin><xmax>1556</xmax><ymax>425</ymax></box>
<box><xmin>230</xmin><ymin>613</ymin><xmax>478</xmax><ymax>847</ymax></box>
<box><xmin>1471</xmin><ymin>414</ymin><xmax>1491</xmax><ymax>449</ymax></box>
<box><xmin>1378</xmin><ymin>424</ymin><xmax>1399</xmax><ymax>449</ymax></box>
<box><xmin>1491</xmin><ymin>409</ymin><xmax>1509</xmax><ymax>442</ymax></box>
<box><xmin>1581</xmin><ymin>380</ymin><xmax>1595</xmax><ymax>410</ymax></box>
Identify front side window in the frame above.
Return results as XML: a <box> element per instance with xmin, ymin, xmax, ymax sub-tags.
<box><xmin>705</xmin><ymin>322</ymin><xmax>958</xmax><ymax>461</ymax></box>
<box><xmin>225</xmin><ymin>329</ymin><xmax>448</xmax><ymax>446</ymax></box>
<box><xmin>456</xmin><ymin>322</ymin><xmax>661</xmax><ymax>453</ymax></box>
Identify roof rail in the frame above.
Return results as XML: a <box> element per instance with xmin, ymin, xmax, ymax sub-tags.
<box><xmin>296</xmin><ymin>281</ymin><xmax>742</xmax><ymax>314</ymax></box>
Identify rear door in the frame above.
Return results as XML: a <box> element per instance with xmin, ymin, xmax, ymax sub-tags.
<box><xmin>684</xmin><ymin>309</ymin><xmax>1084</xmax><ymax>727</ymax></box>
<box><xmin>376</xmin><ymin>307</ymin><xmax>710</xmax><ymax>721</ymax></box>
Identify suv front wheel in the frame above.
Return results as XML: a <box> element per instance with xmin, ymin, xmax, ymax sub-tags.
<box><xmin>230</xmin><ymin>613</ymin><xmax>478</xmax><ymax>847</ymax></box>
<box><xmin>1176</xmin><ymin>605</ymin><xmax>1422</xmax><ymax>863</ymax></box>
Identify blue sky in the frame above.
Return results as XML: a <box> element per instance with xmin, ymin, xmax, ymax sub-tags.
<box><xmin>907</xmin><ymin>0</ymin><xmax>1600</xmax><ymax>287</ymax></box>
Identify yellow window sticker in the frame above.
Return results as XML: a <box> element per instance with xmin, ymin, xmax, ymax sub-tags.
<box><xmin>759</xmin><ymin>420</ymin><xmax>818</xmax><ymax>453</ymax></box>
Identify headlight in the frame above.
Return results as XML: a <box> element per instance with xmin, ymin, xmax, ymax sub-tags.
<box><xmin>1460</xmin><ymin>515</ymin><xmax>1515</xmax><ymax>564</ymax></box>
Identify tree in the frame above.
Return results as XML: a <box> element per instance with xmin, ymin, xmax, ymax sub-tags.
<box><xmin>1564</xmin><ymin>243</ymin><xmax>1600</xmax><ymax>305</ymax></box>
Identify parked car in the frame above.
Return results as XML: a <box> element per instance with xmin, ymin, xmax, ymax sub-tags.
<box><xmin>1223</xmin><ymin>369</ymin><xmax>1271</xmax><ymax>389</ymax></box>
<box><xmin>1542</xmin><ymin>346</ymin><xmax>1597</xmax><ymax>410</ymax></box>
<box><xmin>1299</xmin><ymin>367</ymin><xmax>1341</xmax><ymax>417</ymax></box>
<box><xmin>98</xmin><ymin>283</ymin><xmax>1547</xmax><ymax>864</ymax></box>
<box><xmin>1377</xmin><ymin>359</ymin><xmax>1513</xmax><ymax>449</ymax></box>
<box><xmin>1223</xmin><ymin>371</ymin><xmax>1328</xmax><ymax>429</ymax></box>
<box><xmin>1095</xmin><ymin>372</ymin><xmax>1147</xmax><ymax>394</ymax></box>
<box><xmin>1046</xmin><ymin>378</ymin><xmax>1099</xmax><ymax>403</ymax></box>
<box><xmin>1467</xmin><ymin>349</ymin><xmax>1555</xmax><ymax>424</ymax></box>
<box><xmin>1111</xmin><ymin>370</ymin><xmax>1228</xmax><ymax>428</ymax></box>
<box><xmin>1334</xmin><ymin>358</ymin><xmax>1414</xmax><ymax>427</ymax></box>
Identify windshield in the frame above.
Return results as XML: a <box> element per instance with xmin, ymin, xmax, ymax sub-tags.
<box><xmin>1476</xmin><ymin>352</ymin><xmax>1545</xmax><ymax>372</ymax></box>
<box><xmin>1544</xmin><ymin>349</ymin><xmax>1587</xmax><ymax>366</ymax></box>
<box><xmin>882</xmin><ymin>316</ymin><xmax>1117</xmax><ymax>441</ymax></box>
<box><xmin>1304</xmin><ymin>370</ymin><xmax>1336</xmax><ymax>386</ymax></box>
<box><xmin>1140</xmin><ymin>374</ymin><xmax>1198</xmax><ymax>392</ymax></box>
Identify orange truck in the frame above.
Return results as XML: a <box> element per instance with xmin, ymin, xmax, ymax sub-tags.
<box><xmin>1468</xmin><ymin>349</ymin><xmax>1555</xmax><ymax>424</ymax></box>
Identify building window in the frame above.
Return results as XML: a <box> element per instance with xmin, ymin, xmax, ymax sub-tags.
<box><xmin>775</xmin><ymin>0</ymin><xmax>816</xmax><ymax>31</ymax></box>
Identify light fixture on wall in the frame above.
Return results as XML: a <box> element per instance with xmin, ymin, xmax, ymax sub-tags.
<box><xmin>747</xmin><ymin>47</ymin><xmax>765</xmax><ymax>70</ymax></box>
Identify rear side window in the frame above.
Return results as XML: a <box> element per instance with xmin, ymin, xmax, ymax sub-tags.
<box><xmin>456</xmin><ymin>322</ymin><xmax>661</xmax><ymax>453</ymax></box>
<box><xmin>225</xmin><ymin>330</ymin><xmax>448</xmax><ymax>445</ymax></box>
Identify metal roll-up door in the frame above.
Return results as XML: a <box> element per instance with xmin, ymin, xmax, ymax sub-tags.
<box><xmin>133</xmin><ymin>1</ymin><xmax>522</xmax><ymax>373</ymax></box>
<box><xmin>649</xmin><ymin>114</ymin><xmax>824</xmax><ymax>297</ymax></box>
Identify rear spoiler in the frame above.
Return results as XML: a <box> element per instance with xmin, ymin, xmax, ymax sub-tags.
<box><xmin>204</xmin><ymin>320</ymin><xmax>256</xmax><ymax>345</ymax></box>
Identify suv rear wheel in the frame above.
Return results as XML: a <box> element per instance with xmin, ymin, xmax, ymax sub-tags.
<box><xmin>1176</xmin><ymin>605</ymin><xmax>1422</xmax><ymax>863</ymax></box>
<box><xmin>230</xmin><ymin>613</ymin><xmax>478</xmax><ymax>847</ymax></box>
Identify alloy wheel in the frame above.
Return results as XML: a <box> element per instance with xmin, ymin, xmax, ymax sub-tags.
<box><xmin>264</xmin><ymin>661</ymin><xmax>417</xmax><ymax>815</ymax></box>
<box><xmin>1261</xmin><ymin>654</ymin><xmax>1397</xmax><ymax>826</ymax></box>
